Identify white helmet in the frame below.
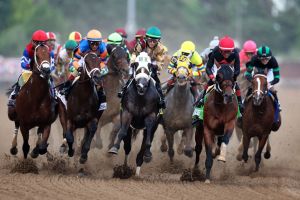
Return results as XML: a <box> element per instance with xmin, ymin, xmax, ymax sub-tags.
<box><xmin>135</xmin><ymin>52</ymin><xmax>151</xmax><ymax>64</ymax></box>
<box><xmin>209</xmin><ymin>36</ymin><xmax>219</xmax><ymax>50</ymax></box>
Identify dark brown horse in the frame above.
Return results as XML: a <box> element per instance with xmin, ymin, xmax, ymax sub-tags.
<box><xmin>61</xmin><ymin>52</ymin><xmax>104</xmax><ymax>164</ymax></box>
<box><xmin>8</xmin><ymin>44</ymin><xmax>57</xmax><ymax>159</ymax></box>
<box><xmin>238</xmin><ymin>73</ymin><xmax>281</xmax><ymax>171</ymax></box>
<box><xmin>194</xmin><ymin>64</ymin><xmax>238</xmax><ymax>183</ymax></box>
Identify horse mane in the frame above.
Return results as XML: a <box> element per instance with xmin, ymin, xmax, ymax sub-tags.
<box><xmin>217</xmin><ymin>64</ymin><xmax>234</xmax><ymax>81</ymax></box>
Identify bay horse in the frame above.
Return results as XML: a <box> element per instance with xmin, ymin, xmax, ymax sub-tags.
<box><xmin>8</xmin><ymin>44</ymin><xmax>57</xmax><ymax>159</ymax></box>
<box><xmin>160</xmin><ymin>58</ymin><xmax>195</xmax><ymax>162</ymax></box>
<box><xmin>63</xmin><ymin>52</ymin><xmax>104</xmax><ymax>164</ymax></box>
<box><xmin>194</xmin><ymin>64</ymin><xmax>238</xmax><ymax>183</ymax></box>
<box><xmin>95</xmin><ymin>45</ymin><xmax>129</xmax><ymax>150</ymax></box>
<box><xmin>238</xmin><ymin>73</ymin><xmax>281</xmax><ymax>171</ymax></box>
<box><xmin>108</xmin><ymin>52</ymin><xmax>160</xmax><ymax>177</ymax></box>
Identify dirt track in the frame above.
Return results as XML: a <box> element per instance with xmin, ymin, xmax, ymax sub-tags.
<box><xmin>0</xmin><ymin>82</ymin><xmax>300</xmax><ymax>200</ymax></box>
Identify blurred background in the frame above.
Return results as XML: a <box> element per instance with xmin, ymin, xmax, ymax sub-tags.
<box><xmin>0</xmin><ymin>0</ymin><xmax>299</xmax><ymax>82</ymax></box>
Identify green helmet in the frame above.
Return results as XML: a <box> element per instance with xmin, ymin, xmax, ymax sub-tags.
<box><xmin>257</xmin><ymin>46</ymin><xmax>272</xmax><ymax>58</ymax></box>
<box><xmin>65</xmin><ymin>40</ymin><xmax>78</xmax><ymax>50</ymax></box>
<box><xmin>107</xmin><ymin>32</ymin><xmax>123</xmax><ymax>45</ymax></box>
<box><xmin>146</xmin><ymin>26</ymin><xmax>161</xmax><ymax>39</ymax></box>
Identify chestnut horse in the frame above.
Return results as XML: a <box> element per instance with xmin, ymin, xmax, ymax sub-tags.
<box><xmin>238</xmin><ymin>73</ymin><xmax>281</xmax><ymax>171</ymax></box>
<box><xmin>194</xmin><ymin>64</ymin><xmax>238</xmax><ymax>183</ymax></box>
<box><xmin>8</xmin><ymin>44</ymin><xmax>57</xmax><ymax>159</ymax></box>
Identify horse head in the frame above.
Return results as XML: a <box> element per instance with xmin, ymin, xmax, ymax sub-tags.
<box><xmin>133</xmin><ymin>52</ymin><xmax>151</xmax><ymax>96</ymax></box>
<box><xmin>107</xmin><ymin>45</ymin><xmax>129</xmax><ymax>79</ymax></box>
<box><xmin>82</xmin><ymin>52</ymin><xmax>102</xmax><ymax>85</ymax></box>
<box><xmin>252</xmin><ymin>71</ymin><xmax>268</xmax><ymax>106</ymax></box>
<box><xmin>175</xmin><ymin>56</ymin><xmax>191</xmax><ymax>86</ymax></box>
<box><xmin>33</xmin><ymin>44</ymin><xmax>51</xmax><ymax>78</ymax></box>
<box><xmin>215</xmin><ymin>64</ymin><xmax>235</xmax><ymax>104</ymax></box>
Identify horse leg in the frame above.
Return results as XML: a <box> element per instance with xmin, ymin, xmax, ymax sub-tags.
<box><xmin>204</xmin><ymin>128</ymin><xmax>214</xmax><ymax>183</ymax></box>
<box><xmin>264</xmin><ymin>138</ymin><xmax>271</xmax><ymax>159</ymax></box>
<box><xmin>20</xmin><ymin>126</ymin><xmax>30</xmax><ymax>159</ymax></box>
<box><xmin>165</xmin><ymin>130</ymin><xmax>175</xmax><ymax>163</ymax></box>
<box><xmin>108</xmin><ymin>116</ymin><xmax>121</xmax><ymax>150</ymax></box>
<box><xmin>177</xmin><ymin>131</ymin><xmax>186</xmax><ymax>155</ymax></box>
<box><xmin>217</xmin><ymin>124</ymin><xmax>234</xmax><ymax>162</ymax></box>
<box><xmin>242</xmin><ymin>135</ymin><xmax>250</xmax><ymax>163</ymax></box>
<box><xmin>123</xmin><ymin>127</ymin><xmax>133</xmax><ymax>166</ymax></box>
<box><xmin>38</xmin><ymin>125</ymin><xmax>51</xmax><ymax>155</ymax></box>
<box><xmin>66</xmin><ymin>120</ymin><xmax>75</xmax><ymax>157</ymax></box>
<box><xmin>80</xmin><ymin>119</ymin><xmax>98</xmax><ymax>164</ymax></box>
<box><xmin>236</xmin><ymin>135</ymin><xmax>244</xmax><ymax>161</ymax></box>
<box><xmin>255</xmin><ymin>135</ymin><xmax>268</xmax><ymax>171</ymax></box>
<box><xmin>160</xmin><ymin>133</ymin><xmax>168</xmax><ymax>153</ymax></box>
<box><xmin>30</xmin><ymin>127</ymin><xmax>44</xmax><ymax>158</ymax></box>
<box><xmin>10</xmin><ymin>121</ymin><xmax>19</xmax><ymax>155</ymax></box>
<box><xmin>195</xmin><ymin>124</ymin><xmax>204</xmax><ymax>167</ymax></box>
<box><xmin>143</xmin><ymin>113</ymin><xmax>157</xmax><ymax>163</ymax></box>
<box><xmin>135</xmin><ymin>131</ymin><xmax>147</xmax><ymax>177</ymax></box>
<box><xmin>108</xmin><ymin>110</ymin><xmax>132</xmax><ymax>154</ymax></box>
<box><xmin>183</xmin><ymin>128</ymin><xmax>193</xmax><ymax>158</ymax></box>
<box><xmin>58</xmin><ymin>99</ymin><xmax>68</xmax><ymax>154</ymax></box>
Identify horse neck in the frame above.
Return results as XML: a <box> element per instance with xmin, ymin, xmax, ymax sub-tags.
<box><xmin>29</xmin><ymin>72</ymin><xmax>50</xmax><ymax>102</ymax></box>
<box><xmin>212</xmin><ymin>90</ymin><xmax>234</xmax><ymax>110</ymax></box>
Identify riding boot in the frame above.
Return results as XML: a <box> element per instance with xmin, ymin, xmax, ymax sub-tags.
<box><xmin>97</xmin><ymin>87</ymin><xmax>107</xmax><ymax>111</ymax></box>
<box><xmin>270</xmin><ymin>90</ymin><xmax>281</xmax><ymax>111</ymax></box>
<box><xmin>237</xmin><ymin>95</ymin><xmax>244</xmax><ymax>114</ymax></box>
<box><xmin>7</xmin><ymin>84</ymin><xmax>20</xmax><ymax>107</ymax></box>
<box><xmin>61</xmin><ymin>80</ymin><xmax>72</xmax><ymax>98</ymax></box>
<box><xmin>156</xmin><ymin>83</ymin><xmax>166</xmax><ymax>116</ymax></box>
<box><xmin>195</xmin><ymin>88</ymin><xmax>207</xmax><ymax>108</ymax></box>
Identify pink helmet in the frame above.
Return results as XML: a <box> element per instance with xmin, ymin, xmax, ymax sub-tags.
<box><xmin>243</xmin><ymin>40</ymin><xmax>257</xmax><ymax>53</ymax></box>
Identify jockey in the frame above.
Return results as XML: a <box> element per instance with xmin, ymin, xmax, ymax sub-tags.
<box><xmin>239</xmin><ymin>40</ymin><xmax>257</xmax><ymax>72</ymax></box>
<box><xmin>166</xmin><ymin>41</ymin><xmax>205</xmax><ymax>100</ymax></box>
<box><xmin>47</xmin><ymin>32</ymin><xmax>62</xmax><ymax>61</ymax></box>
<box><xmin>115</xmin><ymin>28</ymin><xmax>130</xmax><ymax>48</ymax></box>
<box><xmin>119</xmin><ymin>26</ymin><xmax>167</xmax><ymax>110</ymax></box>
<box><xmin>8</xmin><ymin>29</ymin><xmax>55</xmax><ymax>106</ymax></box>
<box><xmin>245</xmin><ymin>46</ymin><xmax>281</xmax><ymax>111</ymax></box>
<box><xmin>192</xmin><ymin>36</ymin><xmax>243</xmax><ymax>123</ymax></box>
<box><xmin>106</xmin><ymin>32</ymin><xmax>131</xmax><ymax>61</ymax></box>
<box><xmin>200</xmin><ymin>36</ymin><xmax>219</xmax><ymax>65</ymax></box>
<box><xmin>68</xmin><ymin>31</ymin><xmax>82</xmax><ymax>44</ymax></box>
<box><xmin>55</xmin><ymin>40</ymin><xmax>78</xmax><ymax>79</ymax></box>
<box><xmin>128</xmin><ymin>28</ymin><xmax>147</xmax><ymax>52</ymax></box>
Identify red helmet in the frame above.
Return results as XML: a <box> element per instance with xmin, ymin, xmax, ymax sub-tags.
<box><xmin>219</xmin><ymin>36</ymin><xmax>235</xmax><ymax>50</ymax></box>
<box><xmin>47</xmin><ymin>32</ymin><xmax>56</xmax><ymax>40</ymax></box>
<box><xmin>243</xmin><ymin>40</ymin><xmax>257</xmax><ymax>53</ymax></box>
<box><xmin>135</xmin><ymin>28</ymin><xmax>146</xmax><ymax>38</ymax></box>
<box><xmin>115</xmin><ymin>28</ymin><xmax>127</xmax><ymax>38</ymax></box>
<box><xmin>32</xmin><ymin>30</ymin><xmax>48</xmax><ymax>42</ymax></box>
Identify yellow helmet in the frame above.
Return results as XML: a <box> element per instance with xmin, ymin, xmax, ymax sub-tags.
<box><xmin>68</xmin><ymin>31</ymin><xmax>82</xmax><ymax>42</ymax></box>
<box><xmin>180</xmin><ymin>41</ymin><xmax>196</xmax><ymax>55</ymax></box>
<box><xmin>87</xmin><ymin>29</ymin><xmax>102</xmax><ymax>42</ymax></box>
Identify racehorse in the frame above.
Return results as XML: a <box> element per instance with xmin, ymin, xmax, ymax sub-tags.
<box><xmin>62</xmin><ymin>52</ymin><xmax>104</xmax><ymax>164</ymax></box>
<box><xmin>194</xmin><ymin>64</ymin><xmax>238</xmax><ymax>183</ymax></box>
<box><xmin>160</xmin><ymin>58</ymin><xmax>195</xmax><ymax>161</ymax></box>
<box><xmin>237</xmin><ymin>73</ymin><xmax>281</xmax><ymax>171</ymax></box>
<box><xmin>108</xmin><ymin>52</ymin><xmax>160</xmax><ymax>177</ymax></box>
<box><xmin>8</xmin><ymin>44</ymin><xmax>57</xmax><ymax>159</ymax></box>
<box><xmin>95</xmin><ymin>45</ymin><xmax>129</xmax><ymax>150</ymax></box>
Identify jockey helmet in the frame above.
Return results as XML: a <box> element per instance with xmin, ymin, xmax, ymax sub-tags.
<box><xmin>257</xmin><ymin>46</ymin><xmax>272</xmax><ymax>58</ymax></box>
<box><xmin>146</xmin><ymin>26</ymin><xmax>161</xmax><ymax>39</ymax></box>
<box><xmin>107</xmin><ymin>32</ymin><xmax>123</xmax><ymax>45</ymax></box>
<box><xmin>115</xmin><ymin>28</ymin><xmax>127</xmax><ymax>38</ymax></box>
<box><xmin>243</xmin><ymin>40</ymin><xmax>257</xmax><ymax>53</ymax></box>
<box><xmin>65</xmin><ymin>40</ymin><xmax>78</xmax><ymax>50</ymax></box>
<box><xmin>209</xmin><ymin>36</ymin><xmax>219</xmax><ymax>50</ymax></box>
<box><xmin>32</xmin><ymin>30</ymin><xmax>48</xmax><ymax>42</ymax></box>
<box><xmin>219</xmin><ymin>36</ymin><xmax>235</xmax><ymax>51</ymax></box>
<box><xmin>135</xmin><ymin>28</ymin><xmax>146</xmax><ymax>38</ymax></box>
<box><xmin>68</xmin><ymin>31</ymin><xmax>82</xmax><ymax>43</ymax></box>
<box><xmin>47</xmin><ymin>32</ymin><xmax>56</xmax><ymax>40</ymax></box>
<box><xmin>180</xmin><ymin>41</ymin><xmax>195</xmax><ymax>57</ymax></box>
<box><xmin>87</xmin><ymin>29</ymin><xmax>102</xmax><ymax>42</ymax></box>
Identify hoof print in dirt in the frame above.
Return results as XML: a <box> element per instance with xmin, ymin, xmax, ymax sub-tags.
<box><xmin>113</xmin><ymin>164</ymin><xmax>134</xmax><ymax>179</ymax></box>
<box><xmin>11</xmin><ymin>159</ymin><xmax>39</xmax><ymax>174</ymax></box>
<box><xmin>180</xmin><ymin>168</ymin><xmax>205</xmax><ymax>182</ymax></box>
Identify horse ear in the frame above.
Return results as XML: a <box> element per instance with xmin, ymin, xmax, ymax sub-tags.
<box><xmin>216</xmin><ymin>72</ymin><xmax>223</xmax><ymax>82</ymax></box>
<box><xmin>148</xmin><ymin>63</ymin><xmax>156</xmax><ymax>70</ymax></box>
<box><xmin>106</xmin><ymin>44</ymin><xmax>113</xmax><ymax>55</ymax></box>
<box><xmin>131</xmin><ymin>62</ymin><xmax>138</xmax><ymax>69</ymax></box>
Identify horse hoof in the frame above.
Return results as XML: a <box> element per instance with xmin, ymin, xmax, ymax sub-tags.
<box><xmin>177</xmin><ymin>146</ymin><xmax>184</xmax><ymax>155</ymax></box>
<box><xmin>68</xmin><ymin>148</ymin><xmax>74</xmax><ymax>157</ymax></box>
<box><xmin>39</xmin><ymin>148</ymin><xmax>47</xmax><ymax>155</ymax></box>
<box><xmin>217</xmin><ymin>155</ymin><xmax>226</xmax><ymax>163</ymax></box>
<box><xmin>59</xmin><ymin>144</ymin><xmax>67</xmax><ymax>154</ymax></box>
<box><xmin>204</xmin><ymin>179</ymin><xmax>211</xmax><ymax>184</ymax></box>
<box><xmin>160</xmin><ymin>144</ymin><xmax>168</xmax><ymax>152</ymax></box>
<box><xmin>79</xmin><ymin>155</ymin><xmax>88</xmax><ymax>164</ymax></box>
<box><xmin>143</xmin><ymin>155</ymin><xmax>152</xmax><ymax>163</ymax></box>
<box><xmin>264</xmin><ymin>152</ymin><xmax>271</xmax><ymax>159</ymax></box>
<box><xmin>184</xmin><ymin>148</ymin><xmax>193</xmax><ymax>158</ymax></box>
<box><xmin>236</xmin><ymin>154</ymin><xmax>243</xmax><ymax>161</ymax></box>
<box><xmin>10</xmin><ymin>147</ymin><xmax>18</xmax><ymax>155</ymax></box>
<box><xmin>108</xmin><ymin>146</ymin><xmax>119</xmax><ymax>155</ymax></box>
<box><xmin>30</xmin><ymin>147</ymin><xmax>39</xmax><ymax>159</ymax></box>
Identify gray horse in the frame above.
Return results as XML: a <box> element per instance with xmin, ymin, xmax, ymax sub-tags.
<box><xmin>161</xmin><ymin>62</ymin><xmax>195</xmax><ymax>162</ymax></box>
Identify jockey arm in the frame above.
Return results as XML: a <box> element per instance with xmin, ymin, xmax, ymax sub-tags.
<box><xmin>21</xmin><ymin>49</ymin><xmax>31</xmax><ymax>70</ymax></box>
<box><xmin>205</xmin><ymin>52</ymin><xmax>216</xmax><ymax>81</ymax></box>
<box><xmin>245</xmin><ymin>61</ymin><xmax>254</xmax><ymax>82</ymax></box>
<box><xmin>270</xmin><ymin>57</ymin><xmax>280</xmax><ymax>85</ymax></box>
<box><xmin>233</xmin><ymin>51</ymin><xmax>240</xmax><ymax>80</ymax></box>
<box><xmin>190</xmin><ymin>51</ymin><xmax>205</xmax><ymax>77</ymax></box>
<box><xmin>154</xmin><ymin>43</ymin><xmax>167</xmax><ymax>71</ymax></box>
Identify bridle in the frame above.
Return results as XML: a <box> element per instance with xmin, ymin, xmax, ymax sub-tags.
<box><xmin>253</xmin><ymin>74</ymin><xmax>268</xmax><ymax>96</ymax></box>
<box><xmin>34</xmin><ymin>44</ymin><xmax>51</xmax><ymax>77</ymax></box>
